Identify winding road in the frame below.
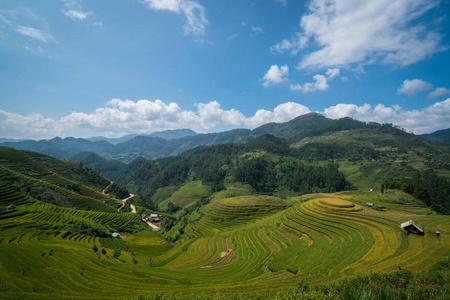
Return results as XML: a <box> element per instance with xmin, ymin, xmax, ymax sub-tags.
<box><xmin>117</xmin><ymin>193</ymin><xmax>135</xmax><ymax>212</ymax></box>
<box><xmin>107</xmin><ymin>182</ymin><xmax>159</xmax><ymax>230</ymax></box>
<box><xmin>102</xmin><ymin>181</ymin><xmax>113</xmax><ymax>195</ymax></box>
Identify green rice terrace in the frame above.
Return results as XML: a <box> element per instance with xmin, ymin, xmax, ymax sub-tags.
<box><xmin>1</xmin><ymin>186</ymin><xmax>449</xmax><ymax>298</ymax></box>
<box><xmin>0</xmin><ymin>146</ymin><xmax>449</xmax><ymax>299</ymax></box>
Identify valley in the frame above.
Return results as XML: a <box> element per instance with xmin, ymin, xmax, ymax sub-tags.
<box><xmin>0</xmin><ymin>116</ymin><xmax>449</xmax><ymax>299</ymax></box>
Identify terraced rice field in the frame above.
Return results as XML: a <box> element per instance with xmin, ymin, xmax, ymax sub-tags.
<box><xmin>0</xmin><ymin>190</ymin><xmax>448</xmax><ymax>299</ymax></box>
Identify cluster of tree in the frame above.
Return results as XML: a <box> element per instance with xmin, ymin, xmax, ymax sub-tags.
<box><xmin>292</xmin><ymin>142</ymin><xmax>379</xmax><ymax>161</ymax></box>
<box><xmin>106</xmin><ymin>182</ymin><xmax>130</xmax><ymax>200</ymax></box>
<box><xmin>64</xmin><ymin>220</ymin><xmax>110</xmax><ymax>237</ymax></box>
<box><xmin>70</xmin><ymin>152</ymin><xmax>125</xmax><ymax>179</ymax></box>
<box><xmin>381</xmin><ymin>169</ymin><xmax>450</xmax><ymax>213</ymax></box>
<box><xmin>69</xmin><ymin>162</ymin><xmax>110</xmax><ymax>188</ymax></box>
<box><xmin>234</xmin><ymin>158</ymin><xmax>351</xmax><ymax>195</ymax></box>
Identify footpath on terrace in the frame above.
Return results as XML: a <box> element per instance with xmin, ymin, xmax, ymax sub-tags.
<box><xmin>105</xmin><ymin>181</ymin><xmax>159</xmax><ymax>230</ymax></box>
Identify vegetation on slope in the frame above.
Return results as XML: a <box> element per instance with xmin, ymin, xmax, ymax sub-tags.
<box><xmin>1</xmin><ymin>116</ymin><xmax>450</xmax><ymax>299</ymax></box>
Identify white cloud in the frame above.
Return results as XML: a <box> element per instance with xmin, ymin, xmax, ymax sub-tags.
<box><xmin>270</xmin><ymin>32</ymin><xmax>308</xmax><ymax>55</ymax></box>
<box><xmin>0</xmin><ymin>99</ymin><xmax>310</xmax><ymax>139</ymax></box>
<box><xmin>245</xmin><ymin>102</ymin><xmax>310</xmax><ymax>128</ymax></box>
<box><xmin>15</xmin><ymin>26</ymin><xmax>55</xmax><ymax>42</ymax></box>
<box><xmin>275</xmin><ymin>0</ymin><xmax>445</xmax><ymax>69</ymax></box>
<box><xmin>64</xmin><ymin>10</ymin><xmax>92</xmax><ymax>21</ymax></box>
<box><xmin>397</xmin><ymin>79</ymin><xmax>433</xmax><ymax>96</ymax></box>
<box><xmin>251</xmin><ymin>26</ymin><xmax>263</xmax><ymax>35</ymax></box>
<box><xmin>181</xmin><ymin>1</ymin><xmax>208</xmax><ymax>36</ymax></box>
<box><xmin>291</xmin><ymin>68</ymin><xmax>340</xmax><ymax>93</ymax></box>
<box><xmin>141</xmin><ymin>0</ymin><xmax>181</xmax><ymax>12</ymax></box>
<box><xmin>262</xmin><ymin>65</ymin><xmax>289</xmax><ymax>87</ymax></box>
<box><xmin>1</xmin><ymin>98</ymin><xmax>449</xmax><ymax>139</ymax></box>
<box><xmin>324</xmin><ymin>99</ymin><xmax>450</xmax><ymax>134</ymax></box>
<box><xmin>140</xmin><ymin>0</ymin><xmax>208</xmax><ymax>36</ymax></box>
<box><xmin>326</xmin><ymin>68</ymin><xmax>340</xmax><ymax>80</ymax></box>
<box><xmin>428</xmin><ymin>87</ymin><xmax>450</xmax><ymax>99</ymax></box>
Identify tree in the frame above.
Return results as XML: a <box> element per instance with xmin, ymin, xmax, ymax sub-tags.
<box><xmin>113</xmin><ymin>249</ymin><xmax>121</xmax><ymax>259</ymax></box>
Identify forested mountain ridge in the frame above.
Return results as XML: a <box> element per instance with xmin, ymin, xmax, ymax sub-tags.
<box><xmin>2</xmin><ymin>113</ymin><xmax>440</xmax><ymax>162</ymax></box>
<box><xmin>421</xmin><ymin>128</ymin><xmax>450</xmax><ymax>143</ymax></box>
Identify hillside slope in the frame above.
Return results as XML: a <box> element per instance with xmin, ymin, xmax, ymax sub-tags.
<box><xmin>0</xmin><ymin>147</ymin><xmax>127</xmax><ymax>212</ymax></box>
<box><xmin>421</xmin><ymin>128</ymin><xmax>450</xmax><ymax>143</ymax></box>
<box><xmin>0</xmin><ymin>187</ymin><xmax>448</xmax><ymax>299</ymax></box>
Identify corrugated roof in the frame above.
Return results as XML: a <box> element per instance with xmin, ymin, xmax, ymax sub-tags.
<box><xmin>401</xmin><ymin>220</ymin><xmax>423</xmax><ymax>232</ymax></box>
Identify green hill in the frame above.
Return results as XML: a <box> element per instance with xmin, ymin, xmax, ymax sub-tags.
<box><xmin>421</xmin><ymin>128</ymin><xmax>450</xmax><ymax>143</ymax></box>
<box><xmin>0</xmin><ymin>147</ymin><xmax>124</xmax><ymax>212</ymax></box>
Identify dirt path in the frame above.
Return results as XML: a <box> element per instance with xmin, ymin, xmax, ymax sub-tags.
<box><xmin>142</xmin><ymin>218</ymin><xmax>160</xmax><ymax>230</ymax></box>
<box><xmin>117</xmin><ymin>194</ymin><xmax>135</xmax><ymax>212</ymax></box>
<box><xmin>102</xmin><ymin>181</ymin><xmax>113</xmax><ymax>195</ymax></box>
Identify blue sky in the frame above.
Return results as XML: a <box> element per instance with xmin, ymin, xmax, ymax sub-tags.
<box><xmin>0</xmin><ymin>0</ymin><xmax>449</xmax><ymax>139</ymax></box>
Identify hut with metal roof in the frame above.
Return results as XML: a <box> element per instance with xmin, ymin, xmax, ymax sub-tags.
<box><xmin>401</xmin><ymin>220</ymin><xmax>424</xmax><ymax>235</ymax></box>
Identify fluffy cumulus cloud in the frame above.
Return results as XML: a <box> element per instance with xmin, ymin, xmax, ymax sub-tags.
<box><xmin>428</xmin><ymin>87</ymin><xmax>450</xmax><ymax>99</ymax></box>
<box><xmin>397</xmin><ymin>79</ymin><xmax>433</xmax><ymax>96</ymax></box>
<box><xmin>273</xmin><ymin>0</ymin><xmax>445</xmax><ymax>69</ymax></box>
<box><xmin>291</xmin><ymin>68</ymin><xmax>340</xmax><ymax>92</ymax></box>
<box><xmin>262</xmin><ymin>65</ymin><xmax>289</xmax><ymax>87</ymax></box>
<box><xmin>245</xmin><ymin>103</ymin><xmax>310</xmax><ymax>128</ymax></box>
<box><xmin>0</xmin><ymin>99</ymin><xmax>311</xmax><ymax>139</ymax></box>
<box><xmin>2</xmin><ymin>98</ymin><xmax>449</xmax><ymax>138</ymax></box>
<box><xmin>1</xmin><ymin>98</ymin><xmax>449</xmax><ymax>138</ymax></box>
<box><xmin>140</xmin><ymin>0</ymin><xmax>208</xmax><ymax>36</ymax></box>
<box><xmin>324</xmin><ymin>99</ymin><xmax>450</xmax><ymax>134</ymax></box>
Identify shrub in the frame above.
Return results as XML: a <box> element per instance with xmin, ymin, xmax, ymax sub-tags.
<box><xmin>113</xmin><ymin>249</ymin><xmax>121</xmax><ymax>259</ymax></box>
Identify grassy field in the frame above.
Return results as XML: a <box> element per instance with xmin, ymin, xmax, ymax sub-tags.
<box><xmin>0</xmin><ymin>186</ymin><xmax>448</xmax><ymax>299</ymax></box>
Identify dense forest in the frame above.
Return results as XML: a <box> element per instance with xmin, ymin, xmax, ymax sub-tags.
<box><xmin>102</xmin><ymin>134</ymin><xmax>354</xmax><ymax>211</ymax></box>
<box><xmin>382</xmin><ymin>169</ymin><xmax>450</xmax><ymax>214</ymax></box>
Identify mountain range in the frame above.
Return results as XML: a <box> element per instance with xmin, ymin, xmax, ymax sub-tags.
<box><xmin>3</xmin><ymin>113</ymin><xmax>447</xmax><ymax>163</ymax></box>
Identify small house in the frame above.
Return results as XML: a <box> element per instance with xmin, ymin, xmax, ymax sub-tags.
<box><xmin>111</xmin><ymin>232</ymin><xmax>120</xmax><ymax>238</ymax></box>
<box><xmin>149</xmin><ymin>214</ymin><xmax>161</xmax><ymax>222</ymax></box>
<box><xmin>401</xmin><ymin>220</ymin><xmax>424</xmax><ymax>235</ymax></box>
<box><xmin>366</xmin><ymin>203</ymin><xmax>374</xmax><ymax>207</ymax></box>
<box><xmin>7</xmin><ymin>204</ymin><xmax>16</xmax><ymax>209</ymax></box>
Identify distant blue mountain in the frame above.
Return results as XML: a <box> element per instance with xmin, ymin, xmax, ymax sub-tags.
<box><xmin>87</xmin><ymin>129</ymin><xmax>197</xmax><ymax>144</ymax></box>
<box><xmin>0</xmin><ymin>138</ymin><xmax>27</xmax><ymax>143</ymax></box>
